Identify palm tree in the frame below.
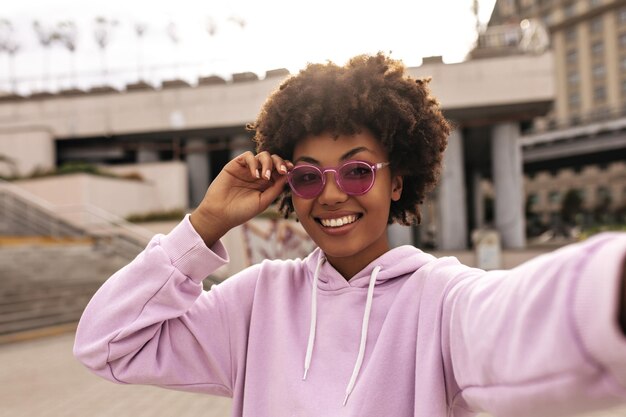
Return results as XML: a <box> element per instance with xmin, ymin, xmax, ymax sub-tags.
<box><xmin>32</xmin><ymin>20</ymin><xmax>57</xmax><ymax>91</ymax></box>
<box><xmin>166</xmin><ymin>21</ymin><xmax>180</xmax><ymax>78</ymax></box>
<box><xmin>94</xmin><ymin>16</ymin><xmax>118</xmax><ymax>84</ymax></box>
<box><xmin>56</xmin><ymin>20</ymin><xmax>78</xmax><ymax>88</ymax></box>
<box><xmin>134</xmin><ymin>23</ymin><xmax>147</xmax><ymax>81</ymax></box>
<box><xmin>0</xmin><ymin>19</ymin><xmax>20</xmax><ymax>93</ymax></box>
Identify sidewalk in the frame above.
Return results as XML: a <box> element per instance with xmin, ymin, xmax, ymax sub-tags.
<box><xmin>2</xmin><ymin>332</ymin><xmax>626</xmax><ymax>417</ymax></box>
<box><xmin>0</xmin><ymin>332</ymin><xmax>232</xmax><ymax>417</ymax></box>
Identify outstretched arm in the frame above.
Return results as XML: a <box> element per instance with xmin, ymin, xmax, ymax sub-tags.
<box><xmin>619</xmin><ymin>256</ymin><xmax>626</xmax><ymax>335</ymax></box>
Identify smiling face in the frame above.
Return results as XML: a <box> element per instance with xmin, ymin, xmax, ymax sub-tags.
<box><xmin>291</xmin><ymin>130</ymin><xmax>403</xmax><ymax>279</ymax></box>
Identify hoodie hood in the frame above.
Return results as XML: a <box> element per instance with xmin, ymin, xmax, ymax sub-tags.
<box><xmin>304</xmin><ymin>245</ymin><xmax>437</xmax><ymax>290</ymax></box>
<box><xmin>300</xmin><ymin>244</ymin><xmax>437</xmax><ymax>405</ymax></box>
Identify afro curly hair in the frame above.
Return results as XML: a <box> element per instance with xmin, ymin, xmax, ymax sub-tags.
<box><xmin>248</xmin><ymin>52</ymin><xmax>450</xmax><ymax>225</ymax></box>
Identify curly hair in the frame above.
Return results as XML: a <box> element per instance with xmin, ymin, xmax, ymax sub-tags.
<box><xmin>248</xmin><ymin>52</ymin><xmax>450</xmax><ymax>225</ymax></box>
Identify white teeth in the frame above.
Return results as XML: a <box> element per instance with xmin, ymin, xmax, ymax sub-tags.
<box><xmin>320</xmin><ymin>215</ymin><xmax>358</xmax><ymax>228</ymax></box>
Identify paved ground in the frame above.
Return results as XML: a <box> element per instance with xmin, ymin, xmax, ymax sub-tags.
<box><xmin>2</xmin><ymin>332</ymin><xmax>626</xmax><ymax>417</ymax></box>
<box><xmin>0</xmin><ymin>332</ymin><xmax>232</xmax><ymax>417</ymax></box>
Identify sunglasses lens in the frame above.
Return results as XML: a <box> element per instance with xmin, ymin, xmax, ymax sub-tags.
<box><xmin>338</xmin><ymin>161</ymin><xmax>374</xmax><ymax>195</ymax></box>
<box><xmin>290</xmin><ymin>166</ymin><xmax>323</xmax><ymax>198</ymax></box>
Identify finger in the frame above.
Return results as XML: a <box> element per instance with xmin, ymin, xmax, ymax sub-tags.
<box><xmin>259</xmin><ymin>174</ymin><xmax>289</xmax><ymax>208</ymax></box>
<box><xmin>238</xmin><ymin>151</ymin><xmax>260</xmax><ymax>179</ymax></box>
<box><xmin>256</xmin><ymin>151</ymin><xmax>274</xmax><ymax>180</ymax></box>
<box><xmin>271</xmin><ymin>154</ymin><xmax>288</xmax><ymax>175</ymax></box>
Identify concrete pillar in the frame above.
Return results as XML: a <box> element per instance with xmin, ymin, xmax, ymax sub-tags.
<box><xmin>187</xmin><ymin>138</ymin><xmax>211</xmax><ymax>208</ymax></box>
<box><xmin>437</xmin><ymin>128</ymin><xmax>468</xmax><ymax>250</ymax></box>
<box><xmin>387</xmin><ymin>223</ymin><xmax>414</xmax><ymax>248</ymax></box>
<box><xmin>230</xmin><ymin>134</ymin><xmax>255</xmax><ymax>160</ymax></box>
<box><xmin>137</xmin><ymin>146</ymin><xmax>159</xmax><ymax>163</ymax></box>
<box><xmin>492</xmin><ymin>122</ymin><xmax>526</xmax><ymax>249</ymax></box>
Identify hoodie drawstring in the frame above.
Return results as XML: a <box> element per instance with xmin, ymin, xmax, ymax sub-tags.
<box><xmin>302</xmin><ymin>255</ymin><xmax>324</xmax><ymax>381</ymax></box>
<box><xmin>301</xmin><ymin>257</ymin><xmax>382</xmax><ymax>407</ymax></box>
<box><xmin>343</xmin><ymin>265</ymin><xmax>381</xmax><ymax>406</ymax></box>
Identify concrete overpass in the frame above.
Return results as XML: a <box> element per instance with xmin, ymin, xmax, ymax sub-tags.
<box><xmin>0</xmin><ymin>53</ymin><xmax>559</xmax><ymax>250</ymax></box>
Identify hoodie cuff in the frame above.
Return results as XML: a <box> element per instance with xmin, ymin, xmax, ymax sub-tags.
<box><xmin>159</xmin><ymin>214</ymin><xmax>229</xmax><ymax>283</ymax></box>
<box><xmin>574</xmin><ymin>233</ymin><xmax>626</xmax><ymax>388</ymax></box>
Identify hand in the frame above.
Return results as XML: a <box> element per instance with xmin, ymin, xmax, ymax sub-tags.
<box><xmin>190</xmin><ymin>151</ymin><xmax>292</xmax><ymax>246</ymax></box>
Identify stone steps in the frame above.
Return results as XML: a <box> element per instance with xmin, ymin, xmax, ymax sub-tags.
<box><xmin>0</xmin><ymin>244</ymin><xmax>129</xmax><ymax>336</ymax></box>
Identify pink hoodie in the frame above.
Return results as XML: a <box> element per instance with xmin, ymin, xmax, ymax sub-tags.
<box><xmin>74</xmin><ymin>216</ymin><xmax>626</xmax><ymax>417</ymax></box>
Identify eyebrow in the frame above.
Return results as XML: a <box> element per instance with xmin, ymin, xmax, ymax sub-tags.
<box><xmin>294</xmin><ymin>146</ymin><xmax>371</xmax><ymax>164</ymax></box>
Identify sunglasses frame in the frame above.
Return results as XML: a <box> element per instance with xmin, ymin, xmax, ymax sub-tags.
<box><xmin>287</xmin><ymin>160</ymin><xmax>390</xmax><ymax>199</ymax></box>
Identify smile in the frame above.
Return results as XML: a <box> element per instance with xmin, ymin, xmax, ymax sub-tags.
<box><xmin>318</xmin><ymin>214</ymin><xmax>360</xmax><ymax>228</ymax></box>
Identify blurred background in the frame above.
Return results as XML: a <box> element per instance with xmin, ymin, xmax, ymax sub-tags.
<box><xmin>1</xmin><ymin>0</ymin><xmax>626</xmax><ymax>416</ymax></box>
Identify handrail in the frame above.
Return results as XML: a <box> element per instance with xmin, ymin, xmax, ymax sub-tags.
<box><xmin>0</xmin><ymin>178</ymin><xmax>154</xmax><ymax>246</ymax></box>
<box><xmin>54</xmin><ymin>203</ymin><xmax>155</xmax><ymax>242</ymax></box>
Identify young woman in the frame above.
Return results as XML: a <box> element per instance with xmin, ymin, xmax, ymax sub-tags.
<box><xmin>74</xmin><ymin>53</ymin><xmax>626</xmax><ymax>417</ymax></box>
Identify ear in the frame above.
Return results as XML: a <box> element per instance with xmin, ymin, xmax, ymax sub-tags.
<box><xmin>391</xmin><ymin>175</ymin><xmax>403</xmax><ymax>202</ymax></box>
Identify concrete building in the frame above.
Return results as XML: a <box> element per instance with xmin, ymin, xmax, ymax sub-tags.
<box><xmin>472</xmin><ymin>0</ymin><xmax>626</xmax><ymax>236</ymax></box>
<box><xmin>0</xmin><ymin>54</ymin><xmax>556</xmax><ymax>251</ymax></box>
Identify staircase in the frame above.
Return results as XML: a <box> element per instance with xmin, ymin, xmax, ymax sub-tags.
<box><xmin>0</xmin><ymin>180</ymin><xmax>155</xmax><ymax>337</ymax></box>
<box><xmin>0</xmin><ymin>245</ymin><xmax>129</xmax><ymax>335</ymax></box>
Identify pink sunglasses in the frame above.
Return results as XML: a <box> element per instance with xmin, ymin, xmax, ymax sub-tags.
<box><xmin>287</xmin><ymin>160</ymin><xmax>389</xmax><ymax>199</ymax></box>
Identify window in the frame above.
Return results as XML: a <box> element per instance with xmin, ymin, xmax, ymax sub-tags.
<box><xmin>591</xmin><ymin>41</ymin><xmax>604</xmax><ymax>56</ymax></box>
<box><xmin>594</xmin><ymin>86</ymin><xmax>606</xmax><ymax>101</ymax></box>
<box><xmin>593</xmin><ymin>64</ymin><xmax>605</xmax><ymax>78</ymax></box>
<box><xmin>622</xmin><ymin>57</ymin><xmax>626</xmax><ymax>71</ymax></box>
<box><xmin>567</xmin><ymin>49</ymin><xmax>578</xmax><ymax>64</ymax></box>
<box><xmin>565</xmin><ymin>27</ymin><xmax>577</xmax><ymax>42</ymax></box>
<box><xmin>549</xmin><ymin>191</ymin><xmax>561</xmax><ymax>204</ymax></box>
<box><xmin>569</xmin><ymin>92</ymin><xmax>580</xmax><ymax>107</ymax></box>
<box><xmin>620</xmin><ymin>33</ymin><xmax>626</xmax><ymax>47</ymax></box>
<box><xmin>589</xmin><ymin>0</ymin><xmax>602</xmax><ymax>7</ymax></box>
<box><xmin>568</xmin><ymin>71</ymin><xmax>580</xmax><ymax>84</ymax></box>
<box><xmin>620</xmin><ymin>7</ymin><xmax>626</xmax><ymax>25</ymax></box>
<box><xmin>622</xmin><ymin>79</ymin><xmax>626</xmax><ymax>94</ymax></box>
<box><xmin>597</xmin><ymin>186</ymin><xmax>611</xmax><ymax>202</ymax></box>
<box><xmin>564</xmin><ymin>2</ymin><xmax>576</xmax><ymax>17</ymax></box>
<box><xmin>590</xmin><ymin>16</ymin><xmax>603</xmax><ymax>34</ymax></box>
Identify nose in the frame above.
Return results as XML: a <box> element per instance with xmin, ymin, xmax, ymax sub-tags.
<box><xmin>317</xmin><ymin>171</ymin><xmax>348</xmax><ymax>205</ymax></box>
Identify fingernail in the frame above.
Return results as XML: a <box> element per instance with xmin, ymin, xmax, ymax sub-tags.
<box><xmin>264</xmin><ymin>169</ymin><xmax>271</xmax><ymax>180</ymax></box>
<box><xmin>255</xmin><ymin>169</ymin><xmax>260</xmax><ymax>179</ymax></box>
<box><xmin>280</xmin><ymin>165</ymin><xmax>287</xmax><ymax>173</ymax></box>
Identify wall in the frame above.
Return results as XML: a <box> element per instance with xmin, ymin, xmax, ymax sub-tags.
<box><xmin>0</xmin><ymin>129</ymin><xmax>55</xmax><ymax>177</ymax></box>
<box><xmin>103</xmin><ymin>161</ymin><xmax>188</xmax><ymax>211</ymax></box>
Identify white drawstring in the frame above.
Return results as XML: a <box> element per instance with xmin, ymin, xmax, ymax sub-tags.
<box><xmin>342</xmin><ymin>265</ymin><xmax>381</xmax><ymax>406</ymax></box>
<box><xmin>303</xmin><ymin>255</ymin><xmax>325</xmax><ymax>380</ymax></box>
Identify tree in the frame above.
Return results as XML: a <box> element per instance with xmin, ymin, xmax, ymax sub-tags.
<box><xmin>560</xmin><ymin>189</ymin><xmax>583</xmax><ymax>225</ymax></box>
<box><xmin>0</xmin><ymin>19</ymin><xmax>20</xmax><ymax>93</ymax></box>
<box><xmin>134</xmin><ymin>22</ymin><xmax>147</xmax><ymax>81</ymax></box>
<box><xmin>32</xmin><ymin>20</ymin><xmax>57</xmax><ymax>91</ymax></box>
<box><xmin>94</xmin><ymin>16</ymin><xmax>118</xmax><ymax>84</ymax></box>
<box><xmin>55</xmin><ymin>20</ymin><xmax>78</xmax><ymax>88</ymax></box>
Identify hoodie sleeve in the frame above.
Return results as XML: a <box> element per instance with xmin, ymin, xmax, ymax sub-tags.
<box><xmin>441</xmin><ymin>232</ymin><xmax>626</xmax><ymax>417</ymax></box>
<box><xmin>73</xmin><ymin>214</ymin><xmax>253</xmax><ymax>397</ymax></box>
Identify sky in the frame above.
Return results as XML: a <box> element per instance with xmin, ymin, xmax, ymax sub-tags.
<box><xmin>0</xmin><ymin>0</ymin><xmax>496</xmax><ymax>95</ymax></box>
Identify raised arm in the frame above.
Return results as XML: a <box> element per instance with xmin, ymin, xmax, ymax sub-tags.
<box><xmin>74</xmin><ymin>151</ymin><xmax>291</xmax><ymax>394</ymax></box>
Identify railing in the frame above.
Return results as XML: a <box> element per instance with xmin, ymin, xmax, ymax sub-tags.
<box><xmin>0</xmin><ymin>179</ymin><xmax>152</xmax><ymax>258</ymax></box>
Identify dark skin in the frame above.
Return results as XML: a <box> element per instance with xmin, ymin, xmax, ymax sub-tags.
<box><xmin>191</xmin><ymin>152</ymin><xmax>626</xmax><ymax>336</ymax></box>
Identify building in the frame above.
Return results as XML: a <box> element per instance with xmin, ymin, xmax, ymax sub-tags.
<box><xmin>472</xmin><ymin>0</ymin><xmax>626</xmax><ymax>235</ymax></box>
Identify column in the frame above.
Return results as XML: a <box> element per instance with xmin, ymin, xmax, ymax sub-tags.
<box><xmin>492</xmin><ymin>122</ymin><xmax>526</xmax><ymax>249</ymax></box>
<box><xmin>137</xmin><ymin>145</ymin><xmax>159</xmax><ymax>163</ymax></box>
<box><xmin>230</xmin><ymin>134</ymin><xmax>255</xmax><ymax>160</ymax></box>
<box><xmin>186</xmin><ymin>138</ymin><xmax>211</xmax><ymax>208</ymax></box>
<box><xmin>437</xmin><ymin>128</ymin><xmax>468</xmax><ymax>250</ymax></box>
<box><xmin>387</xmin><ymin>223</ymin><xmax>414</xmax><ymax>248</ymax></box>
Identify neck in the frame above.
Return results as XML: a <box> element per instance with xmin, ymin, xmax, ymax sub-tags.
<box><xmin>325</xmin><ymin>241</ymin><xmax>391</xmax><ymax>280</ymax></box>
